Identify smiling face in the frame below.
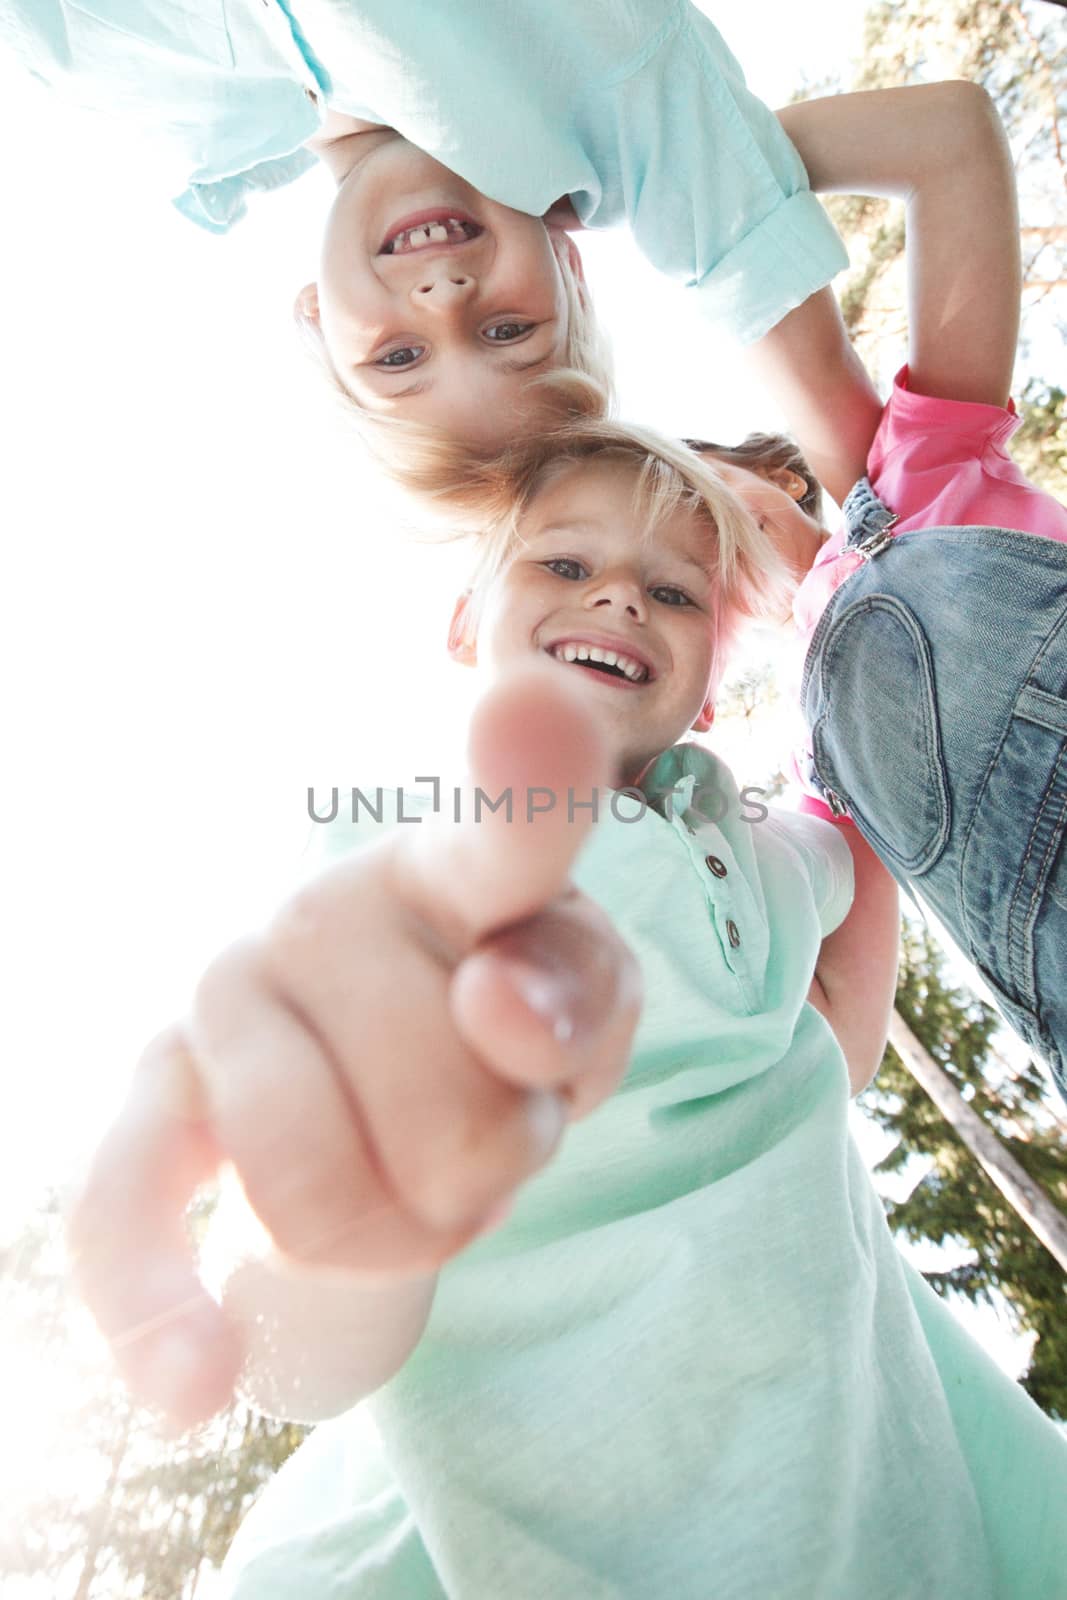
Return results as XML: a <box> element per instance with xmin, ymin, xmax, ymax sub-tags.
<box><xmin>467</xmin><ymin>460</ymin><xmax>724</xmax><ymax>787</ymax></box>
<box><xmin>312</xmin><ymin>136</ymin><xmax>575</xmax><ymax>447</ymax></box>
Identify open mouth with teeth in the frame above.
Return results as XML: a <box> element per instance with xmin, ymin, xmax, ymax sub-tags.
<box><xmin>380</xmin><ymin>216</ymin><xmax>484</xmax><ymax>256</ymax></box>
<box><xmin>549</xmin><ymin>643</ymin><xmax>651</xmax><ymax>684</ymax></box>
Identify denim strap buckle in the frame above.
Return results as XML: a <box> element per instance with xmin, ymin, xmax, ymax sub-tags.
<box><xmin>853</xmin><ymin>517</ymin><xmax>899</xmax><ymax>561</ymax></box>
<box><xmin>842</xmin><ymin>476</ymin><xmax>900</xmax><ymax>559</ymax></box>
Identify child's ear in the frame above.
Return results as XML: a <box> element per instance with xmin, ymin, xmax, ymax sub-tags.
<box><xmin>293</xmin><ymin>282</ymin><xmax>322</xmax><ymax>333</ymax></box>
<box><xmin>692</xmin><ymin>698</ymin><xmax>715</xmax><ymax>734</ymax></box>
<box><xmin>447</xmin><ymin>591</ymin><xmax>478</xmax><ymax>666</ymax></box>
<box><xmin>548</xmin><ymin>228</ymin><xmax>588</xmax><ymax>299</ymax></box>
<box><xmin>765</xmin><ymin>465</ymin><xmax>808</xmax><ymax>504</ymax></box>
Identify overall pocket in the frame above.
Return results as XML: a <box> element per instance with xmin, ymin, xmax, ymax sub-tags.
<box><xmin>810</xmin><ymin>593</ymin><xmax>951</xmax><ymax>877</ymax></box>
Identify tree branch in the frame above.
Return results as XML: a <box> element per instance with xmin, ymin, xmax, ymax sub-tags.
<box><xmin>888</xmin><ymin>1009</ymin><xmax>1067</xmax><ymax>1274</ymax></box>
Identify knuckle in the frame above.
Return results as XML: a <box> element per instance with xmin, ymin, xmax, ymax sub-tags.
<box><xmin>262</xmin><ymin>881</ymin><xmax>333</xmax><ymax>977</ymax></box>
<box><xmin>261</xmin><ymin>853</ymin><xmax>384</xmax><ymax>987</ymax></box>
<box><xmin>136</xmin><ymin>1025</ymin><xmax>208</xmax><ymax>1122</ymax></box>
<box><xmin>401</xmin><ymin>1150</ymin><xmax>488</xmax><ymax>1235</ymax></box>
<box><xmin>134</xmin><ymin>1023</ymin><xmax>188</xmax><ymax>1073</ymax></box>
<box><xmin>191</xmin><ymin>937</ymin><xmax>266</xmax><ymax>1031</ymax></box>
<box><xmin>398</xmin><ymin>1091</ymin><xmax>553</xmax><ymax>1232</ymax></box>
<box><xmin>241</xmin><ymin>1144</ymin><xmax>365</xmax><ymax>1265</ymax></box>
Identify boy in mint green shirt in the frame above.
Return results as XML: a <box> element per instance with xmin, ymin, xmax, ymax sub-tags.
<box><xmin>70</xmin><ymin>420</ymin><xmax>1067</xmax><ymax>1598</ymax></box>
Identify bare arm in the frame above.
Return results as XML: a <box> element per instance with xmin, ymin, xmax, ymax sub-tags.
<box><xmin>743</xmin><ymin>288</ymin><xmax>883</xmax><ymax>510</ymax></box>
<box><xmin>748</xmin><ymin>81</ymin><xmax>1021</xmax><ymax>505</ymax></box>
<box><xmin>808</xmin><ymin>829</ymin><xmax>900</xmax><ymax>1096</ymax></box>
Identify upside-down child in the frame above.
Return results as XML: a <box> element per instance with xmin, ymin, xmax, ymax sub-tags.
<box><xmin>70</xmin><ymin>420</ymin><xmax>1067</xmax><ymax>1598</ymax></box>
<box><xmin>3</xmin><ymin>0</ymin><xmax>847</xmax><ymax>460</ymax></box>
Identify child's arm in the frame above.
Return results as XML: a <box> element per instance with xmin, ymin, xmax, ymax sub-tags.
<box><xmin>67</xmin><ymin>669</ymin><xmax>642</xmax><ymax>1428</ymax></box>
<box><xmin>808</xmin><ymin>830</ymin><xmax>900</xmax><ymax>1097</ymax></box>
<box><xmin>747</xmin><ymin>81</ymin><xmax>1021</xmax><ymax>506</ymax></box>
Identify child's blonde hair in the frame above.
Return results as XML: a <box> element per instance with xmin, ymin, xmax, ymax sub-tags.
<box><xmin>456</xmin><ymin>402</ymin><xmax>794</xmax><ymax>692</ymax></box>
<box><xmin>301</xmin><ymin>239</ymin><xmax>615</xmax><ymax>496</ymax></box>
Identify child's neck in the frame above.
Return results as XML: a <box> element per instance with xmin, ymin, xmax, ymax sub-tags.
<box><xmin>623</xmin><ymin>747</ymin><xmax>674</xmax><ymax>797</ymax></box>
<box><xmin>304</xmin><ymin>111</ymin><xmax>395</xmax><ymax>182</ymax></box>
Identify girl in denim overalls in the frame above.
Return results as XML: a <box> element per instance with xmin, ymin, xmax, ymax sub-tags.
<box><xmin>695</xmin><ymin>81</ymin><xmax>1067</xmax><ymax>1103</ymax></box>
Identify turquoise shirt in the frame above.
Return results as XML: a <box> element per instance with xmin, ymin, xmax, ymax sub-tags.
<box><xmin>1</xmin><ymin>0</ymin><xmax>847</xmax><ymax>342</ymax></box>
<box><xmin>220</xmin><ymin>745</ymin><xmax>1067</xmax><ymax>1598</ymax></box>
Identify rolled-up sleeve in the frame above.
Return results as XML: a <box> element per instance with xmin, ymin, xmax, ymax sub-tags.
<box><xmin>580</xmin><ymin>4</ymin><xmax>847</xmax><ymax>344</ymax></box>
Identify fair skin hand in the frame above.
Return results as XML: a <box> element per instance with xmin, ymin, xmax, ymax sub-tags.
<box><xmin>452</xmin><ymin>457</ymin><xmax>899</xmax><ymax>1094</ymax></box>
<box><xmin>746</xmin><ymin>81</ymin><xmax>1020</xmax><ymax>509</ymax></box>
<box><xmin>298</xmin><ymin>113</ymin><xmax>584</xmax><ymax>446</ymax></box>
<box><xmin>67</xmin><ymin>668</ymin><xmax>642</xmax><ymax>1427</ymax></box>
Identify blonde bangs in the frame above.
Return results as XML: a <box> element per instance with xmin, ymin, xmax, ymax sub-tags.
<box><xmin>467</xmin><ymin>418</ymin><xmax>794</xmax><ymax>631</ymax></box>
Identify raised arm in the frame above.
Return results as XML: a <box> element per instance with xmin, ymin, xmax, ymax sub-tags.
<box><xmin>748</xmin><ymin>81</ymin><xmax>1021</xmax><ymax>505</ymax></box>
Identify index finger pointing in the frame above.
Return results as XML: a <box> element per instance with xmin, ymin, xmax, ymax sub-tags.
<box><xmin>397</xmin><ymin>664</ymin><xmax>612</xmax><ymax>943</ymax></box>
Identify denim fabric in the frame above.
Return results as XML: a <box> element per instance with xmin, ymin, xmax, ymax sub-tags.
<box><xmin>802</xmin><ymin>479</ymin><xmax>1067</xmax><ymax>1103</ymax></box>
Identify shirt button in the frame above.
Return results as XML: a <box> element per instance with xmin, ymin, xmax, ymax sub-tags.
<box><xmin>726</xmin><ymin>920</ymin><xmax>742</xmax><ymax>949</ymax></box>
<box><xmin>704</xmin><ymin>854</ymin><xmax>728</xmax><ymax>878</ymax></box>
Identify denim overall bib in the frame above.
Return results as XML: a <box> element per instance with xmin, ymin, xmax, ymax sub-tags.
<box><xmin>801</xmin><ymin>478</ymin><xmax>1067</xmax><ymax>1102</ymax></box>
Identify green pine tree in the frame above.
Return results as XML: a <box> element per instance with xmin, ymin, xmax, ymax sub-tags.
<box><xmin>860</xmin><ymin>928</ymin><xmax>1067</xmax><ymax>1418</ymax></box>
<box><xmin>0</xmin><ymin>1192</ymin><xmax>309</xmax><ymax>1599</ymax></box>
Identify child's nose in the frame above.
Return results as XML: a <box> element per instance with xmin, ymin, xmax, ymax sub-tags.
<box><xmin>410</xmin><ymin>269</ymin><xmax>477</xmax><ymax>312</ymax></box>
<box><xmin>586</xmin><ymin>577</ymin><xmax>646</xmax><ymax>620</ymax></box>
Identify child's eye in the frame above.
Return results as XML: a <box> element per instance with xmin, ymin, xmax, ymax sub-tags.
<box><xmin>376</xmin><ymin>345</ymin><xmax>425</xmax><ymax>369</ymax></box>
<box><xmin>542</xmin><ymin>558</ymin><xmax>587</xmax><ymax>580</ymax></box>
<box><xmin>485</xmin><ymin>321</ymin><xmax>535</xmax><ymax>342</ymax></box>
<box><xmin>650</xmin><ymin>585</ymin><xmax>694</xmax><ymax>607</ymax></box>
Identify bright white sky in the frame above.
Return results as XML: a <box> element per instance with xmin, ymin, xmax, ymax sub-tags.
<box><xmin>0</xmin><ymin>0</ymin><xmax>1048</xmax><ymax>1385</ymax></box>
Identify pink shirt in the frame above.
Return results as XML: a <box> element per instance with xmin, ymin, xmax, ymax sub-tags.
<box><xmin>792</xmin><ymin>366</ymin><xmax>1067</xmax><ymax>821</ymax></box>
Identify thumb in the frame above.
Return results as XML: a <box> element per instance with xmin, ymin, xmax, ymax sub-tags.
<box><xmin>397</xmin><ymin>662</ymin><xmax>612</xmax><ymax>943</ymax></box>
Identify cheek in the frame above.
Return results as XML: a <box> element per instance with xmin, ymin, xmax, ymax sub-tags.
<box><xmin>500</xmin><ymin>231</ymin><xmax>567</xmax><ymax>314</ymax></box>
<box><xmin>476</xmin><ymin>582</ymin><xmax>540</xmax><ymax>666</ymax></box>
<box><xmin>317</xmin><ymin>303</ymin><xmax>372</xmax><ymax>382</ymax></box>
<box><xmin>317</xmin><ymin>256</ymin><xmax>386</xmax><ymax>354</ymax></box>
<box><xmin>672</xmin><ymin>615</ymin><xmax>719</xmax><ymax>686</ymax></box>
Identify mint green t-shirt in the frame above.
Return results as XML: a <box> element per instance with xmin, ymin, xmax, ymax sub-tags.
<box><xmin>221</xmin><ymin>746</ymin><xmax>1067</xmax><ymax>1598</ymax></box>
<box><xmin>1</xmin><ymin>0</ymin><xmax>846</xmax><ymax>342</ymax></box>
